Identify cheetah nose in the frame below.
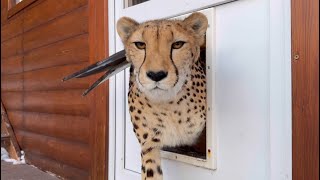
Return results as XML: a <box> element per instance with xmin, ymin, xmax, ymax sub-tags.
<box><xmin>146</xmin><ymin>71</ymin><xmax>168</xmax><ymax>82</ymax></box>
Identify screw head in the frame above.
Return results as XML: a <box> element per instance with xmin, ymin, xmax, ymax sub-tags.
<box><xmin>294</xmin><ymin>54</ymin><xmax>300</xmax><ymax>60</ymax></box>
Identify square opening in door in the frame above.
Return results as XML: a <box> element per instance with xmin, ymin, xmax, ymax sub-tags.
<box><xmin>160</xmin><ymin>8</ymin><xmax>216</xmax><ymax>170</ymax></box>
<box><xmin>162</xmin><ymin>44</ymin><xmax>207</xmax><ymax>160</ymax></box>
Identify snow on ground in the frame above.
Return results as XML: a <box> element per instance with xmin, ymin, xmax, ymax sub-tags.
<box><xmin>1</xmin><ymin>147</ymin><xmax>25</xmax><ymax>165</ymax></box>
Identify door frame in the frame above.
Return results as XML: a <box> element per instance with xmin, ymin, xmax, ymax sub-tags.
<box><xmin>291</xmin><ymin>0</ymin><xmax>319</xmax><ymax>179</ymax></box>
<box><xmin>108</xmin><ymin>0</ymin><xmax>293</xmax><ymax>179</ymax></box>
<box><xmin>88</xmin><ymin>0</ymin><xmax>109</xmax><ymax>179</ymax></box>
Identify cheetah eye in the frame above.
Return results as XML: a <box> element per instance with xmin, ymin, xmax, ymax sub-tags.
<box><xmin>134</xmin><ymin>42</ymin><xmax>146</xmax><ymax>49</ymax></box>
<box><xmin>172</xmin><ymin>41</ymin><xmax>185</xmax><ymax>49</ymax></box>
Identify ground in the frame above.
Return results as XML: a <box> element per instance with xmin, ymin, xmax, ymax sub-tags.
<box><xmin>1</xmin><ymin>161</ymin><xmax>59</xmax><ymax>180</ymax></box>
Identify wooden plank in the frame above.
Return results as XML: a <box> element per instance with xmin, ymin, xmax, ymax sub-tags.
<box><xmin>5</xmin><ymin>111</ymin><xmax>22</xmax><ymax>132</ymax></box>
<box><xmin>1</xmin><ymin>14</ymin><xmax>23</xmax><ymax>42</ymax></box>
<box><xmin>1</xmin><ymin>35</ymin><xmax>22</xmax><ymax>58</ymax></box>
<box><xmin>1</xmin><ymin>102</ymin><xmax>21</xmax><ymax>160</ymax></box>
<box><xmin>24</xmin><ymin>62</ymin><xmax>89</xmax><ymax>91</ymax></box>
<box><xmin>1</xmin><ymin>73</ymin><xmax>23</xmax><ymax>92</ymax></box>
<box><xmin>88</xmin><ymin>0</ymin><xmax>109</xmax><ymax>179</ymax></box>
<box><xmin>1</xmin><ymin>92</ymin><xmax>23</xmax><ymax>110</ymax></box>
<box><xmin>23</xmin><ymin>90</ymin><xmax>90</xmax><ymax>116</ymax></box>
<box><xmin>23</xmin><ymin>0</ymin><xmax>87</xmax><ymax>31</ymax></box>
<box><xmin>7</xmin><ymin>0</ymin><xmax>37</xmax><ymax>18</ymax></box>
<box><xmin>1</xmin><ymin>55</ymin><xmax>23</xmax><ymax>75</ymax></box>
<box><xmin>26</xmin><ymin>151</ymin><xmax>89</xmax><ymax>180</ymax></box>
<box><xmin>23</xmin><ymin>6</ymin><xmax>88</xmax><ymax>52</ymax></box>
<box><xmin>292</xmin><ymin>0</ymin><xmax>319</xmax><ymax>180</ymax></box>
<box><xmin>1</xmin><ymin>0</ymin><xmax>8</xmax><ymax>25</ymax></box>
<box><xmin>8</xmin><ymin>111</ymin><xmax>90</xmax><ymax>143</ymax></box>
<box><xmin>15</xmin><ymin>130</ymin><xmax>91</xmax><ymax>170</ymax></box>
<box><xmin>24</xmin><ymin>34</ymin><xmax>89</xmax><ymax>72</ymax></box>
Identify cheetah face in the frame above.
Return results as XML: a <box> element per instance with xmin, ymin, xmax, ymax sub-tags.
<box><xmin>117</xmin><ymin>13</ymin><xmax>208</xmax><ymax>102</ymax></box>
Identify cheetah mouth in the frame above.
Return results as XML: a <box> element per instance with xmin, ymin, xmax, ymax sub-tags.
<box><xmin>152</xmin><ymin>87</ymin><xmax>166</xmax><ymax>91</ymax></box>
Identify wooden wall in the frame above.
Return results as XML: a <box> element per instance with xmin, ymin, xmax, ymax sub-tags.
<box><xmin>1</xmin><ymin>0</ymin><xmax>93</xmax><ymax>179</ymax></box>
<box><xmin>292</xmin><ymin>0</ymin><xmax>319</xmax><ymax>179</ymax></box>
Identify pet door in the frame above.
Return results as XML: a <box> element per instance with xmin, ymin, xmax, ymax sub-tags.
<box><xmin>159</xmin><ymin>8</ymin><xmax>217</xmax><ymax>170</ymax></box>
<box><xmin>121</xmin><ymin>7</ymin><xmax>216</xmax><ymax>173</ymax></box>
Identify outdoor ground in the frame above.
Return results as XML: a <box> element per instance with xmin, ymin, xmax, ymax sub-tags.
<box><xmin>1</xmin><ymin>161</ymin><xmax>59</xmax><ymax>180</ymax></box>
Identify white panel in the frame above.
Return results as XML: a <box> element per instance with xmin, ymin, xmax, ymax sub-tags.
<box><xmin>160</xmin><ymin>8</ymin><xmax>217</xmax><ymax>170</ymax></box>
<box><xmin>118</xmin><ymin>0</ymin><xmax>237</xmax><ymax>21</ymax></box>
<box><xmin>109</xmin><ymin>0</ymin><xmax>292</xmax><ymax>180</ymax></box>
<box><xmin>124</xmin><ymin>68</ymin><xmax>141</xmax><ymax>173</ymax></box>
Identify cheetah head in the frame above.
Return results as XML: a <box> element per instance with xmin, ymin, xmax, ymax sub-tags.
<box><xmin>117</xmin><ymin>13</ymin><xmax>208</xmax><ymax>102</ymax></box>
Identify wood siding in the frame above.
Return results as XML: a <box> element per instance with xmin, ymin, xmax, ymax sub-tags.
<box><xmin>1</xmin><ymin>0</ymin><xmax>92</xmax><ymax>179</ymax></box>
<box><xmin>292</xmin><ymin>0</ymin><xmax>319</xmax><ymax>179</ymax></box>
<box><xmin>88</xmin><ymin>0</ymin><xmax>109</xmax><ymax>178</ymax></box>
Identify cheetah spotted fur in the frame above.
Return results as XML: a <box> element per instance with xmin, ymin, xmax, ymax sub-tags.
<box><xmin>117</xmin><ymin>12</ymin><xmax>208</xmax><ymax>180</ymax></box>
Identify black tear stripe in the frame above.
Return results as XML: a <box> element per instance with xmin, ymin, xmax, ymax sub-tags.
<box><xmin>138</xmin><ymin>48</ymin><xmax>147</xmax><ymax>85</ymax></box>
<box><xmin>170</xmin><ymin>47</ymin><xmax>179</xmax><ymax>86</ymax></box>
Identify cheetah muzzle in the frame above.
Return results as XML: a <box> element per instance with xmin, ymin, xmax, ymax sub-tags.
<box><xmin>117</xmin><ymin>12</ymin><xmax>208</xmax><ymax>180</ymax></box>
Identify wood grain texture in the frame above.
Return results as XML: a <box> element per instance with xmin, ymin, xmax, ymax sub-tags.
<box><xmin>1</xmin><ymin>14</ymin><xmax>23</xmax><ymax>42</ymax></box>
<box><xmin>23</xmin><ymin>5</ymin><xmax>88</xmax><ymax>52</ymax></box>
<box><xmin>8</xmin><ymin>111</ymin><xmax>90</xmax><ymax>143</ymax></box>
<box><xmin>1</xmin><ymin>92</ymin><xmax>23</xmax><ymax>110</ymax></box>
<box><xmin>1</xmin><ymin>35</ymin><xmax>22</xmax><ymax>58</ymax></box>
<box><xmin>23</xmin><ymin>90</ymin><xmax>90</xmax><ymax>116</ymax></box>
<box><xmin>1</xmin><ymin>73</ymin><xmax>23</xmax><ymax>91</ymax></box>
<box><xmin>26</xmin><ymin>151</ymin><xmax>89</xmax><ymax>180</ymax></box>
<box><xmin>23</xmin><ymin>0</ymin><xmax>87</xmax><ymax>31</ymax></box>
<box><xmin>1</xmin><ymin>0</ymin><xmax>8</xmax><ymax>24</ymax></box>
<box><xmin>1</xmin><ymin>0</ymin><xmax>91</xmax><ymax>178</ymax></box>
<box><xmin>292</xmin><ymin>0</ymin><xmax>319</xmax><ymax>180</ymax></box>
<box><xmin>88</xmin><ymin>0</ymin><xmax>109</xmax><ymax>179</ymax></box>
<box><xmin>1</xmin><ymin>55</ymin><xmax>23</xmax><ymax>75</ymax></box>
<box><xmin>23</xmin><ymin>34</ymin><xmax>89</xmax><ymax>72</ymax></box>
<box><xmin>24</xmin><ymin>62</ymin><xmax>89</xmax><ymax>91</ymax></box>
<box><xmin>15</xmin><ymin>130</ymin><xmax>90</xmax><ymax>170</ymax></box>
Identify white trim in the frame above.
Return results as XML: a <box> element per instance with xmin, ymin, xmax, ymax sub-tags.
<box><xmin>268</xmin><ymin>0</ymin><xmax>292</xmax><ymax>179</ymax></box>
<box><xmin>116</xmin><ymin>0</ymin><xmax>237</xmax><ymax>21</ymax></box>
<box><xmin>108</xmin><ymin>0</ymin><xmax>116</xmax><ymax>179</ymax></box>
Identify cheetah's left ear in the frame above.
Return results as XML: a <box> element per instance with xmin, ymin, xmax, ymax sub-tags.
<box><xmin>183</xmin><ymin>12</ymin><xmax>208</xmax><ymax>43</ymax></box>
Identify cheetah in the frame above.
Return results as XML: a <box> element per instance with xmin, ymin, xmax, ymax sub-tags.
<box><xmin>117</xmin><ymin>12</ymin><xmax>208</xmax><ymax>180</ymax></box>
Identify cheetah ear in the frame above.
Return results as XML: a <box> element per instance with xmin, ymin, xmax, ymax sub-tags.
<box><xmin>117</xmin><ymin>17</ymin><xmax>139</xmax><ymax>43</ymax></box>
<box><xmin>183</xmin><ymin>12</ymin><xmax>208</xmax><ymax>38</ymax></box>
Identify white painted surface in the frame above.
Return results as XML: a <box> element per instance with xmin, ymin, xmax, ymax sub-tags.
<box><xmin>108</xmin><ymin>0</ymin><xmax>292</xmax><ymax>180</ymax></box>
<box><xmin>159</xmin><ymin>9</ymin><xmax>217</xmax><ymax>170</ymax></box>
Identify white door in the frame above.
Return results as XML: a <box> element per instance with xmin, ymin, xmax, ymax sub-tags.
<box><xmin>108</xmin><ymin>0</ymin><xmax>292</xmax><ymax>180</ymax></box>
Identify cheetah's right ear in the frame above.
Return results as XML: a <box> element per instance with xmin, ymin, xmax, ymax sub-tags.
<box><xmin>117</xmin><ymin>17</ymin><xmax>139</xmax><ymax>43</ymax></box>
<box><xmin>183</xmin><ymin>12</ymin><xmax>208</xmax><ymax>46</ymax></box>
